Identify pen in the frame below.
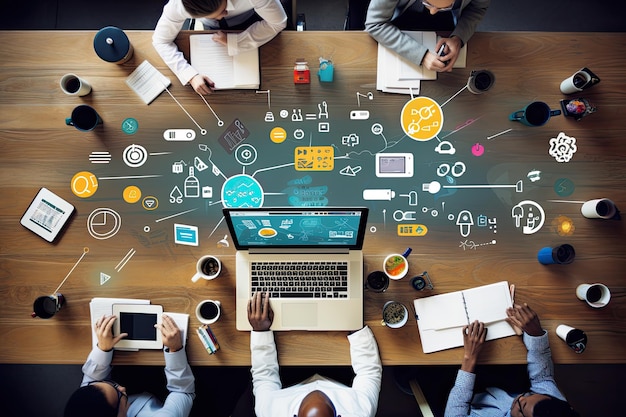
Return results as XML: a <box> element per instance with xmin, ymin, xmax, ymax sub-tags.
<box><xmin>509</xmin><ymin>284</ymin><xmax>523</xmax><ymax>336</ymax></box>
<box><xmin>437</xmin><ymin>43</ymin><xmax>446</xmax><ymax>57</ymax></box>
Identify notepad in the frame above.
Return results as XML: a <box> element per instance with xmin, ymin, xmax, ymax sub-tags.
<box><xmin>413</xmin><ymin>281</ymin><xmax>515</xmax><ymax>353</ymax></box>
<box><xmin>190</xmin><ymin>34</ymin><xmax>260</xmax><ymax>90</ymax></box>
<box><xmin>126</xmin><ymin>60</ymin><xmax>171</xmax><ymax>104</ymax></box>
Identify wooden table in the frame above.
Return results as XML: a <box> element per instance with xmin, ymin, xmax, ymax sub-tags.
<box><xmin>0</xmin><ymin>30</ymin><xmax>624</xmax><ymax>366</ymax></box>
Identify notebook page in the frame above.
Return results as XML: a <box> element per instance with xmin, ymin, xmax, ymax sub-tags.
<box><xmin>414</xmin><ymin>291</ymin><xmax>468</xmax><ymax>331</ymax></box>
<box><xmin>463</xmin><ymin>281</ymin><xmax>512</xmax><ymax>324</ymax></box>
<box><xmin>125</xmin><ymin>60</ymin><xmax>170</xmax><ymax>104</ymax></box>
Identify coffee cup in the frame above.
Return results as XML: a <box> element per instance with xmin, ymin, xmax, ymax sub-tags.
<box><xmin>467</xmin><ymin>69</ymin><xmax>495</xmax><ymax>94</ymax></box>
<box><xmin>537</xmin><ymin>244</ymin><xmax>575</xmax><ymax>265</ymax></box>
<box><xmin>381</xmin><ymin>301</ymin><xmax>408</xmax><ymax>328</ymax></box>
<box><xmin>576</xmin><ymin>283</ymin><xmax>610</xmax><ymax>308</ymax></box>
<box><xmin>196</xmin><ymin>299</ymin><xmax>221</xmax><ymax>324</ymax></box>
<box><xmin>556</xmin><ymin>324</ymin><xmax>587</xmax><ymax>353</ymax></box>
<box><xmin>365</xmin><ymin>271</ymin><xmax>389</xmax><ymax>293</ymax></box>
<box><xmin>581</xmin><ymin>198</ymin><xmax>617</xmax><ymax>219</ymax></box>
<box><xmin>509</xmin><ymin>101</ymin><xmax>561</xmax><ymax>126</ymax></box>
<box><xmin>191</xmin><ymin>255</ymin><xmax>221</xmax><ymax>283</ymax></box>
<box><xmin>383</xmin><ymin>248</ymin><xmax>411</xmax><ymax>280</ymax></box>
<box><xmin>32</xmin><ymin>293</ymin><xmax>65</xmax><ymax>319</ymax></box>
<box><xmin>66</xmin><ymin>105</ymin><xmax>103</xmax><ymax>132</ymax></box>
<box><xmin>560</xmin><ymin>70</ymin><xmax>592</xmax><ymax>94</ymax></box>
<box><xmin>60</xmin><ymin>73</ymin><xmax>92</xmax><ymax>96</ymax></box>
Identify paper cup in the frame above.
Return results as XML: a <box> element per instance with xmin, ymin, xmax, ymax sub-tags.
<box><xmin>576</xmin><ymin>283</ymin><xmax>610</xmax><ymax>308</ymax></box>
<box><xmin>60</xmin><ymin>73</ymin><xmax>92</xmax><ymax>96</ymax></box>
<box><xmin>560</xmin><ymin>70</ymin><xmax>591</xmax><ymax>94</ymax></box>
<box><xmin>556</xmin><ymin>324</ymin><xmax>587</xmax><ymax>353</ymax></box>
<box><xmin>580</xmin><ymin>198</ymin><xmax>616</xmax><ymax>219</ymax></box>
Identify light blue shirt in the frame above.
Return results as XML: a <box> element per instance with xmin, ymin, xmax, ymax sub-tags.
<box><xmin>81</xmin><ymin>347</ymin><xmax>195</xmax><ymax>417</ymax></box>
<box><xmin>445</xmin><ymin>331</ymin><xmax>568</xmax><ymax>417</ymax></box>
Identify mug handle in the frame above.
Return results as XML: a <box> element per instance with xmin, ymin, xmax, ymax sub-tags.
<box><xmin>509</xmin><ymin>110</ymin><xmax>524</xmax><ymax>121</ymax></box>
<box><xmin>550</xmin><ymin>109</ymin><xmax>562</xmax><ymax>116</ymax></box>
<box><xmin>65</xmin><ymin>117</ymin><xmax>74</xmax><ymax>126</ymax></box>
<box><xmin>191</xmin><ymin>272</ymin><xmax>203</xmax><ymax>283</ymax></box>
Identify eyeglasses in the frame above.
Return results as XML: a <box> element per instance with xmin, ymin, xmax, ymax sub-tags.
<box><xmin>88</xmin><ymin>380</ymin><xmax>128</xmax><ymax>414</ymax></box>
<box><xmin>422</xmin><ymin>1</ymin><xmax>455</xmax><ymax>12</ymax></box>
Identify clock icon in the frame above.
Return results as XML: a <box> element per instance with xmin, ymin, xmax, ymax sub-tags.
<box><xmin>121</xmin><ymin>117</ymin><xmax>139</xmax><ymax>135</ymax></box>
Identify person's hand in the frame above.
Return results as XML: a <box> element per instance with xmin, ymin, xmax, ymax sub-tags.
<box><xmin>190</xmin><ymin>74</ymin><xmax>215</xmax><ymax>95</ymax></box>
<box><xmin>460</xmin><ymin>320</ymin><xmax>487</xmax><ymax>373</ymax></box>
<box><xmin>156</xmin><ymin>314</ymin><xmax>184</xmax><ymax>352</ymax></box>
<box><xmin>439</xmin><ymin>35</ymin><xmax>463</xmax><ymax>72</ymax></box>
<box><xmin>212</xmin><ymin>31</ymin><xmax>227</xmax><ymax>46</ymax></box>
<box><xmin>247</xmin><ymin>291</ymin><xmax>273</xmax><ymax>331</ymax></box>
<box><xmin>94</xmin><ymin>315</ymin><xmax>127</xmax><ymax>352</ymax></box>
<box><xmin>506</xmin><ymin>303</ymin><xmax>543</xmax><ymax>337</ymax></box>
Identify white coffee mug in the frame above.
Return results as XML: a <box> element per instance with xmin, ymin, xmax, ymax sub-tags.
<box><xmin>381</xmin><ymin>301</ymin><xmax>408</xmax><ymax>329</ymax></box>
<box><xmin>196</xmin><ymin>300</ymin><xmax>221</xmax><ymax>324</ymax></box>
<box><xmin>191</xmin><ymin>255</ymin><xmax>221</xmax><ymax>282</ymax></box>
<box><xmin>60</xmin><ymin>73</ymin><xmax>92</xmax><ymax>96</ymax></box>
<box><xmin>580</xmin><ymin>198</ymin><xmax>616</xmax><ymax>219</ymax></box>
<box><xmin>576</xmin><ymin>283</ymin><xmax>611</xmax><ymax>308</ymax></box>
<box><xmin>560</xmin><ymin>70</ymin><xmax>591</xmax><ymax>94</ymax></box>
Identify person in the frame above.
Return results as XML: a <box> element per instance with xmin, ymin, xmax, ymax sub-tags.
<box><xmin>153</xmin><ymin>0</ymin><xmax>287</xmax><ymax>95</ymax></box>
<box><xmin>365</xmin><ymin>0</ymin><xmax>490</xmax><ymax>72</ymax></box>
<box><xmin>247</xmin><ymin>291</ymin><xmax>382</xmax><ymax>417</ymax></box>
<box><xmin>64</xmin><ymin>314</ymin><xmax>195</xmax><ymax>417</ymax></box>
<box><xmin>445</xmin><ymin>303</ymin><xmax>580</xmax><ymax>417</ymax></box>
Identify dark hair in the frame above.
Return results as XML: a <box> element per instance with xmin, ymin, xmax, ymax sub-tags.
<box><xmin>64</xmin><ymin>385</ymin><xmax>117</xmax><ymax>417</ymax></box>
<box><xmin>534</xmin><ymin>397</ymin><xmax>580</xmax><ymax>417</ymax></box>
<box><xmin>182</xmin><ymin>0</ymin><xmax>225</xmax><ymax>17</ymax></box>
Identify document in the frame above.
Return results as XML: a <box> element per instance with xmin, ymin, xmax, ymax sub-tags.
<box><xmin>89</xmin><ymin>298</ymin><xmax>189</xmax><ymax>350</ymax></box>
<box><xmin>126</xmin><ymin>60</ymin><xmax>171</xmax><ymax>104</ymax></box>
<box><xmin>413</xmin><ymin>281</ymin><xmax>515</xmax><ymax>353</ymax></box>
<box><xmin>190</xmin><ymin>34</ymin><xmax>260</xmax><ymax>90</ymax></box>
<box><xmin>376</xmin><ymin>31</ymin><xmax>467</xmax><ymax>94</ymax></box>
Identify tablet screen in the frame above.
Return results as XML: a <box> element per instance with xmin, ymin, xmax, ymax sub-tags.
<box><xmin>119</xmin><ymin>312</ymin><xmax>158</xmax><ymax>340</ymax></box>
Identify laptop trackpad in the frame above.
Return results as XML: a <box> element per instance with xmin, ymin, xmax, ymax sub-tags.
<box><xmin>282</xmin><ymin>303</ymin><xmax>318</xmax><ymax>328</ymax></box>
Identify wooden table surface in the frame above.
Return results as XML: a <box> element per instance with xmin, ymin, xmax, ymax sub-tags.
<box><xmin>0</xmin><ymin>30</ymin><xmax>624</xmax><ymax>366</ymax></box>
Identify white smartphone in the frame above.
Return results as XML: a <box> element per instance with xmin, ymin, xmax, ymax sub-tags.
<box><xmin>375</xmin><ymin>153</ymin><xmax>414</xmax><ymax>178</ymax></box>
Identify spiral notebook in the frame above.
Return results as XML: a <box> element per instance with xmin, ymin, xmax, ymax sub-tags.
<box><xmin>413</xmin><ymin>281</ymin><xmax>515</xmax><ymax>353</ymax></box>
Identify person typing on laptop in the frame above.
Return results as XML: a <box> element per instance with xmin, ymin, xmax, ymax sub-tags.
<box><xmin>247</xmin><ymin>292</ymin><xmax>383</xmax><ymax>417</ymax></box>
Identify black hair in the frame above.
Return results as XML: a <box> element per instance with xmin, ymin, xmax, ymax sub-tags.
<box><xmin>182</xmin><ymin>0</ymin><xmax>225</xmax><ymax>17</ymax></box>
<box><xmin>64</xmin><ymin>385</ymin><xmax>117</xmax><ymax>417</ymax></box>
<box><xmin>534</xmin><ymin>397</ymin><xmax>580</xmax><ymax>417</ymax></box>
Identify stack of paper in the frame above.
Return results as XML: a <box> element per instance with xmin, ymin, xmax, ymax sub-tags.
<box><xmin>126</xmin><ymin>60</ymin><xmax>171</xmax><ymax>104</ymax></box>
<box><xmin>376</xmin><ymin>31</ymin><xmax>467</xmax><ymax>95</ymax></box>
<box><xmin>413</xmin><ymin>281</ymin><xmax>515</xmax><ymax>353</ymax></box>
<box><xmin>89</xmin><ymin>298</ymin><xmax>189</xmax><ymax>350</ymax></box>
<box><xmin>190</xmin><ymin>34</ymin><xmax>260</xmax><ymax>90</ymax></box>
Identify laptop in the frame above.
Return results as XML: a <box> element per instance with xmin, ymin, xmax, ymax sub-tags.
<box><xmin>223</xmin><ymin>207</ymin><xmax>369</xmax><ymax>331</ymax></box>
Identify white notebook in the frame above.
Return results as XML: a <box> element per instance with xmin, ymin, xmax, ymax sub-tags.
<box><xmin>413</xmin><ymin>281</ymin><xmax>515</xmax><ymax>353</ymax></box>
<box><xmin>126</xmin><ymin>60</ymin><xmax>171</xmax><ymax>104</ymax></box>
<box><xmin>190</xmin><ymin>34</ymin><xmax>260</xmax><ymax>90</ymax></box>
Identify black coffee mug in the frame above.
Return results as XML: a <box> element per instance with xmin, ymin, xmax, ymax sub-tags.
<box><xmin>365</xmin><ymin>271</ymin><xmax>389</xmax><ymax>293</ymax></box>
<box><xmin>66</xmin><ymin>105</ymin><xmax>103</xmax><ymax>131</ymax></box>
<box><xmin>32</xmin><ymin>293</ymin><xmax>65</xmax><ymax>319</ymax></box>
<box><xmin>509</xmin><ymin>101</ymin><xmax>561</xmax><ymax>126</ymax></box>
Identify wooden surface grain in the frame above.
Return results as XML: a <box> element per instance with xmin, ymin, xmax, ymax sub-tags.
<box><xmin>0</xmin><ymin>30</ymin><xmax>624</xmax><ymax>366</ymax></box>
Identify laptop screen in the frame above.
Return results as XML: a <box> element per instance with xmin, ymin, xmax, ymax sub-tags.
<box><xmin>223</xmin><ymin>207</ymin><xmax>368</xmax><ymax>250</ymax></box>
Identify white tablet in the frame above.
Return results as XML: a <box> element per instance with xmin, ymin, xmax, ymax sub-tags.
<box><xmin>112</xmin><ymin>304</ymin><xmax>163</xmax><ymax>350</ymax></box>
<box><xmin>20</xmin><ymin>188</ymin><xmax>75</xmax><ymax>242</ymax></box>
<box><xmin>375</xmin><ymin>153</ymin><xmax>414</xmax><ymax>177</ymax></box>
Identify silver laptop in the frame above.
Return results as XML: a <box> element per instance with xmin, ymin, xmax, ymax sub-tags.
<box><xmin>223</xmin><ymin>207</ymin><xmax>368</xmax><ymax>331</ymax></box>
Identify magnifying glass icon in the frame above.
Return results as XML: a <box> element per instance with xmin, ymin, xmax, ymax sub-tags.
<box><xmin>71</xmin><ymin>171</ymin><xmax>99</xmax><ymax>197</ymax></box>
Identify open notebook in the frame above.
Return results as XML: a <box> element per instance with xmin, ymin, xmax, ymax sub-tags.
<box><xmin>190</xmin><ymin>34</ymin><xmax>260</xmax><ymax>90</ymax></box>
<box><xmin>413</xmin><ymin>281</ymin><xmax>515</xmax><ymax>353</ymax></box>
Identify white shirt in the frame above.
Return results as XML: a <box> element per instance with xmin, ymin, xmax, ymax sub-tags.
<box><xmin>251</xmin><ymin>326</ymin><xmax>383</xmax><ymax>417</ymax></box>
<box><xmin>153</xmin><ymin>0</ymin><xmax>287</xmax><ymax>85</ymax></box>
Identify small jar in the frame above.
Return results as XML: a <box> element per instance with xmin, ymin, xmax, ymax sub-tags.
<box><xmin>294</xmin><ymin>58</ymin><xmax>310</xmax><ymax>84</ymax></box>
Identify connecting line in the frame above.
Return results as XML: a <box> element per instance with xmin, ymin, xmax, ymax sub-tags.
<box><xmin>440</xmin><ymin>85</ymin><xmax>468</xmax><ymax>107</ymax></box>
<box><xmin>256</xmin><ymin>90</ymin><xmax>271</xmax><ymax>108</ymax></box>
<box><xmin>198</xmin><ymin>93</ymin><xmax>224</xmax><ymax>126</ymax></box>
<box><xmin>53</xmin><ymin>247</ymin><xmax>89</xmax><ymax>294</ymax></box>
<box><xmin>164</xmin><ymin>86</ymin><xmax>207</xmax><ymax>135</ymax></box>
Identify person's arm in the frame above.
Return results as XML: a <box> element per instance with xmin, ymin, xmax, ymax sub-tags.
<box><xmin>365</xmin><ymin>0</ymin><xmax>431</xmax><ymax>67</ymax></box>
<box><xmin>157</xmin><ymin>314</ymin><xmax>196</xmax><ymax>417</ymax></box>
<box><xmin>444</xmin><ymin>320</ymin><xmax>487</xmax><ymax>417</ymax></box>
<box><xmin>450</xmin><ymin>0</ymin><xmax>491</xmax><ymax>49</ymax></box>
<box><xmin>152</xmin><ymin>0</ymin><xmax>204</xmax><ymax>88</ymax></box>
<box><xmin>248</xmin><ymin>292</ymin><xmax>281</xmax><ymax>416</ymax></box>
<box><xmin>348</xmin><ymin>326</ymin><xmax>382</xmax><ymax>416</ymax></box>
<box><xmin>225</xmin><ymin>0</ymin><xmax>287</xmax><ymax>56</ymax></box>
<box><xmin>80</xmin><ymin>315</ymin><xmax>127</xmax><ymax>386</ymax></box>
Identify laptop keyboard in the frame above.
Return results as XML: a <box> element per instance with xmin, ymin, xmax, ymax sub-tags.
<box><xmin>250</xmin><ymin>261</ymin><xmax>349</xmax><ymax>299</ymax></box>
